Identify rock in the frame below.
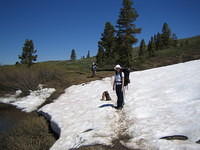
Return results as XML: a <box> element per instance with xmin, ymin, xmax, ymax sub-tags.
<box><xmin>160</xmin><ymin>135</ymin><xmax>188</xmax><ymax>141</ymax></box>
<box><xmin>196</xmin><ymin>139</ymin><xmax>200</xmax><ymax>144</ymax></box>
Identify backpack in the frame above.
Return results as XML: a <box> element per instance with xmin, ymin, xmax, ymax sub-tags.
<box><xmin>92</xmin><ymin>64</ymin><xmax>97</xmax><ymax>71</ymax></box>
<box><xmin>120</xmin><ymin>68</ymin><xmax>130</xmax><ymax>86</ymax></box>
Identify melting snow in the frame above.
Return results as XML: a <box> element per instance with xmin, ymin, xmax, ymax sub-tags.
<box><xmin>0</xmin><ymin>86</ymin><xmax>55</xmax><ymax>112</ymax></box>
<box><xmin>40</xmin><ymin>60</ymin><xmax>200</xmax><ymax>150</ymax></box>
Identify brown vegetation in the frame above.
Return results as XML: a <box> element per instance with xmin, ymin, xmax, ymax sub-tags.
<box><xmin>0</xmin><ymin>103</ymin><xmax>56</xmax><ymax>150</ymax></box>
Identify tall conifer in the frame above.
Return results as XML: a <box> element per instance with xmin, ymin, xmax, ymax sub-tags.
<box><xmin>116</xmin><ymin>0</ymin><xmax>141</xmax><ymax>67</ymax></box>
<box><xmin>18</xmin><ymin>39</ymin><xmax>37</xmax><ymax>67</ymax></box>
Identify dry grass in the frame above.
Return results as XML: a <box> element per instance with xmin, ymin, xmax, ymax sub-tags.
<box><xmin>0</xmin><ymin>104</ymin><xmax>56</xmax><ymax>150</ymax></box>
<box><xmin>0</xmin><ymin>58</ymin><xmax>113</xmax><ymax>99</ymax></box>
<box><xmin>0</xmin><ymin>64</ymin><xmax>66</xmax><ymax>96</ymax></box>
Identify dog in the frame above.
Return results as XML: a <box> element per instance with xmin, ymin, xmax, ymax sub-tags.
<box><xmin>101</xmin><ymin>91</ymin><xmax>111</xmax><ymax>101</ymax></box>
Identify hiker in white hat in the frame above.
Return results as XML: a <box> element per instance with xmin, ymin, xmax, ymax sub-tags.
<box><xmin>113</xmin><ymin>64</ymin><xmax>124</xmax><ymax>109</ymax></box>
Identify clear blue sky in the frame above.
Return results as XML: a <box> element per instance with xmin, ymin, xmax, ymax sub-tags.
<box><xmin>0</xmin><ymin>0</ymin><xmax>199</xmax><ymax>65</ymax></box>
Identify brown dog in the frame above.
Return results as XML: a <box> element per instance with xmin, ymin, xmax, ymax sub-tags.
<box><xmin>101</xmin><ymin>91</ymin><xmax>111</xmax><ymax>101</ymax></box>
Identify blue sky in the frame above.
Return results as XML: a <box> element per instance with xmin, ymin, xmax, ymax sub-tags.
<box><xmin>0</xmin><ymin>0</ymin><xmax>199</xmax><ymax>65</ymax></box>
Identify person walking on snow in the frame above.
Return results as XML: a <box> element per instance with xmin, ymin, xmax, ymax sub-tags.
<box><xmin>91</xmin><ymin>62</ymin><xmax>97</xmax><ymax>77</ymax></box>
<box><xmin>113</xmin><ymin>64</ymin><xmax>124</xmax><ymax>109</ymax></box>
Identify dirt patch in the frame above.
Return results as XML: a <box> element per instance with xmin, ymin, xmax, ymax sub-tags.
<box><xmin>75</xmin><ymin>108</ymin><xmax>138</xmax><ymax>150</ymax></box>
<box><xmin>74</xmin><ymin>139</ymin><xmax>139</xmax><ymax>150</ymax></box>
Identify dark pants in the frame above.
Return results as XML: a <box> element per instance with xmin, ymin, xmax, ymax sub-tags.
<box><xmin>116</xmin><ymin>84</ymin><xmax>124</xmax><ymax>108</ymax></box>
<box><xmin>92</xmin><ymin>69</ymin><xmax>96</xmax><ymax>77</ymax></box>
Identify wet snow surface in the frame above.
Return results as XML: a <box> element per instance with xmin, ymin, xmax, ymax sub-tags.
<box><xmin>3</xmin><ymin>60</ymin><xmax>199</xmax><ymax>150</ymax></box>
<box><xmin>0</xmin><ymin>87</ymin><xmax>55</xmax><ymax>112</ymax></box>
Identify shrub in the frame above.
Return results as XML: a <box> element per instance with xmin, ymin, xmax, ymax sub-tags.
<box><xmin>0</xmin><ymin>64</ymin><xmax>65</xmax><ymax>96</ymax></box>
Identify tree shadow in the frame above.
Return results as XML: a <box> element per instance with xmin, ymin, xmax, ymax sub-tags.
<box><xmin>98</xmin><ymin>104</ymin><xmax>115</xmax><ymax>108</ymax></box>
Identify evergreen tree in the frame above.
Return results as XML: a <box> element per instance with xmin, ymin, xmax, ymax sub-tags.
<box><xmin>96</xmin><ymin>22</ymin><xmax>116</xmax><ymax>66</ymax></box>
<box><xmin>161</xmin><ymin>22</ymin><xmax>171</xmax><ymax>48</ymax></box>
<box><xmin>18</xmin><ymin>39</ymin><xmax>37</xmax><ymax>67</ymax></box>
<box><xmin>96</xmin><ymin>44</ymin><xmax>105</xmax><ymax>66</ymax></box>
<box><xmin>116</xmin><ymin>0</ymin><xmax>141</xmax><ymax>67</ymax></box>
<box><xmin>153</xmin><ymin>34</ymin><xmax>158</xmax><ymax>50</ymax></box>
<box><xmin>172</xmin><ymin>33</ymin><xmax>178</xmax><ymax>47</ymax></box>
<box><xmin>147</xmin><ymin>41</ymin><xmax>151</xmax><ymax>57</ymax></box>
<box><xmin>70</xmin><ymin>49</ymin><xmax>76</xmax><ymax>61</ymax></box>
<box><xmin>155</xmin><ymin>32</ymin><xmax>162</xmax><ymax>50</ymax></box>
<box><xmin>138</xmin><ymin>39</ymin><xmax>146</xmax><ymax>57</ymax></box>
<box><xmin>87</xmin><ymin>50</ymin><xmax>90</xmax><ymax>58</ymax></box>
<box><xmin>151</xmin><ymin>36</ymin><xmax>156</xmax><ymax>51</ymax></box>
<box><xmin>147</xmin><ymin>37</ymin><xmax>155</xmax><ymax>57</ymax></box>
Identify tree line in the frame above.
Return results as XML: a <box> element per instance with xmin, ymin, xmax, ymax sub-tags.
<box><xmin>16</xmin><ymin>39</ymin><xmax>91</xmax><ymax>67</ymax></box>
<box><xmin>70</xmin><ymin>49</ymin><xmax>90</xmax><ymax>61</ymax></box>
<box><xmin>16</xmin><ymin>0</ymin><xmax>187</xmax><ymax>68</ymax></box>
<box><xmin>96</xmin><ymin>0</ymin><xmax>187</xmax><ymax>68</ymax></box>
<box><xmin>139</xmin><ymin>23</ymin><xmax>178</xmax><ymax>58</ymax></box>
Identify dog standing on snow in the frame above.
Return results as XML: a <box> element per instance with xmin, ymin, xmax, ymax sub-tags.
<box><xmin>101</xmin><ymin>91</ymin><xmax>111</xmax><ymax>101</ymax></box>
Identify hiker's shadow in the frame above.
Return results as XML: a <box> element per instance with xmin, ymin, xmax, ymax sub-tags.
<box><xmin>98</xmin><ymin>104</ymin><xmax>115</xmax><ymax>108</ymax></box>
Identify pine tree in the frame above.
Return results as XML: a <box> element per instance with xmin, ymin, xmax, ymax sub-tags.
<box><xmin>70</xmin><ymin>49</ymin><xmax>76</xmax><ymax>61</ymax></box>
<box><xmin>18</xmin><ymin>39</ymin><xmax>37</xmax><ymax>67</ymax></box>
<box><xmin>96</xmin><ymin>44</ymin><xmax>105</xmax><ymax>66</ymax></box>
<box><xmin>87</xmin><ymin>50</ymin><xmax>90</xmax><ymax>58</ymax></box>
<box><xmin>151</xmin><ymin>36</ymin><xmax>156</xmax><ymax>51</ymax></box>
<box><xmin>116</xmin><ymin>0</ymin><xmax>141</xmax><ymax>67</ymax></box>
<box><xmin>138</xmin><ymin>39</ymin><xmax>146</xmax><ymax>57</ymax></box>
<box><xmin>96</xmin><ymin>22</ymin><xmax>116</xmax><ymax>66</ymax></box>
<box><xmin>101</xmin><ymin>22</ymin><xmax>116</xmax><ymax>60</ymax></box>
<box><xmin>147</xmin><ymin>41</ymin><xmax>152</xmax><ymax>57</ymax></box>
<box><xmin>155</xmin><ymin>32</ymin><xmax>162</xmax><ymax>50</ymax></box>
<box><xmin>172</xmin><ymin>33</ymin><xmax>178</xmax><ymax>47</ymax></box>
<box><xmin>153</xmin><ymin>34</ymin><xmax>158</xmax><ymax>50</ymax></box>
<box><xmin>147</xmin><ymin>37</ymin><xmax>155</xmax><ymax>57</ymax></box>
<box><xmin>161</xmin><ymin>22</ymin><xmax>171</xmax><ymax>48</ymax></box>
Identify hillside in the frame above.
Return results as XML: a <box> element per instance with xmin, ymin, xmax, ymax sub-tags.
<box><xmin>0</xmin><ymin>57</ymin><xmax>113</xmax><ymax>98</ymax></box>
<box><xmin>39</xmin><ymin>59</ymin><xmax>200</xmax><ymax>150</ymax></box>
<box><xmin>0</xmin><ymin>35</ymin><xmax>199</xmax><ymax>102</ymax></box>
<box><xmin>0</xmin><ymin>58</ymin><xmax>113</xmax><ymax>150</ymax></box>
<box><xmin>133</xmin><ymin>35</ymin><xmax>200</xmax><ymax>70</ymax></box>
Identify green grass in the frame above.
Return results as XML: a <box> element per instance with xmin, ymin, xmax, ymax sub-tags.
<box><xmin>0</xmin><ymin>57</ymin><xmax>113</xmax><ymax>99</ymax></box>
<box><xmin>133</xmin><ymin>35</ymin><xmax>200</xmax><ymax>70</ymax></box>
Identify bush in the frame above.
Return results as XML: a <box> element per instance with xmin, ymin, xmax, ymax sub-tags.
<box><xmin>0</xmin><ymin>64</ymin><xmax>65</xmax><ymax>96</ymax></box>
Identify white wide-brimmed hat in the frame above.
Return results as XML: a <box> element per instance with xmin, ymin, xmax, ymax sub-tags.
<box><xmin>114</xmin><ymin>64</ymin><xmax>122</xmax><ymax>70</ymax></box>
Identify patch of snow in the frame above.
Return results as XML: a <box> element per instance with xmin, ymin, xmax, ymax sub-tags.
<box><xmin>40</xmin><ymin>60</ymin><xmax>200</xmax><ymax>150</ymax></box>
<box><xmin>0</xmin><ymin>90</ymin><xmax>22</xmax><ymax>103</ymax></box>
<box><xmin>0</xmin><ymin>87</ymin><xmax>55</xmax><ymax>112</ymax></box>
<box><xmin>39</xmin><ymin>77</ymin><xmax>119</xmax><ymax>149</ymax></box>
<box><xmin>124</xmin><ymin>60</ymin><xmax>200</xmax><ymax>150</ymax></box>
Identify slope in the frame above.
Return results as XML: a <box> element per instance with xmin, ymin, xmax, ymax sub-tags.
<box><xmin>40</xmin><ymin>59</ymin><xmax>200</xmax><ymax>150</ymax></box>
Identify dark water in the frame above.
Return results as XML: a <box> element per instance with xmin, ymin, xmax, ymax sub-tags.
<box><xmin>0</xmin><ymin>103</ymin><xmax>22</xmax><ymax>133</ymax></box>
<box><xmin>0</xmin><ymin>116</ymin><xmax>15</xmax><ymax>133</ymax></box>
